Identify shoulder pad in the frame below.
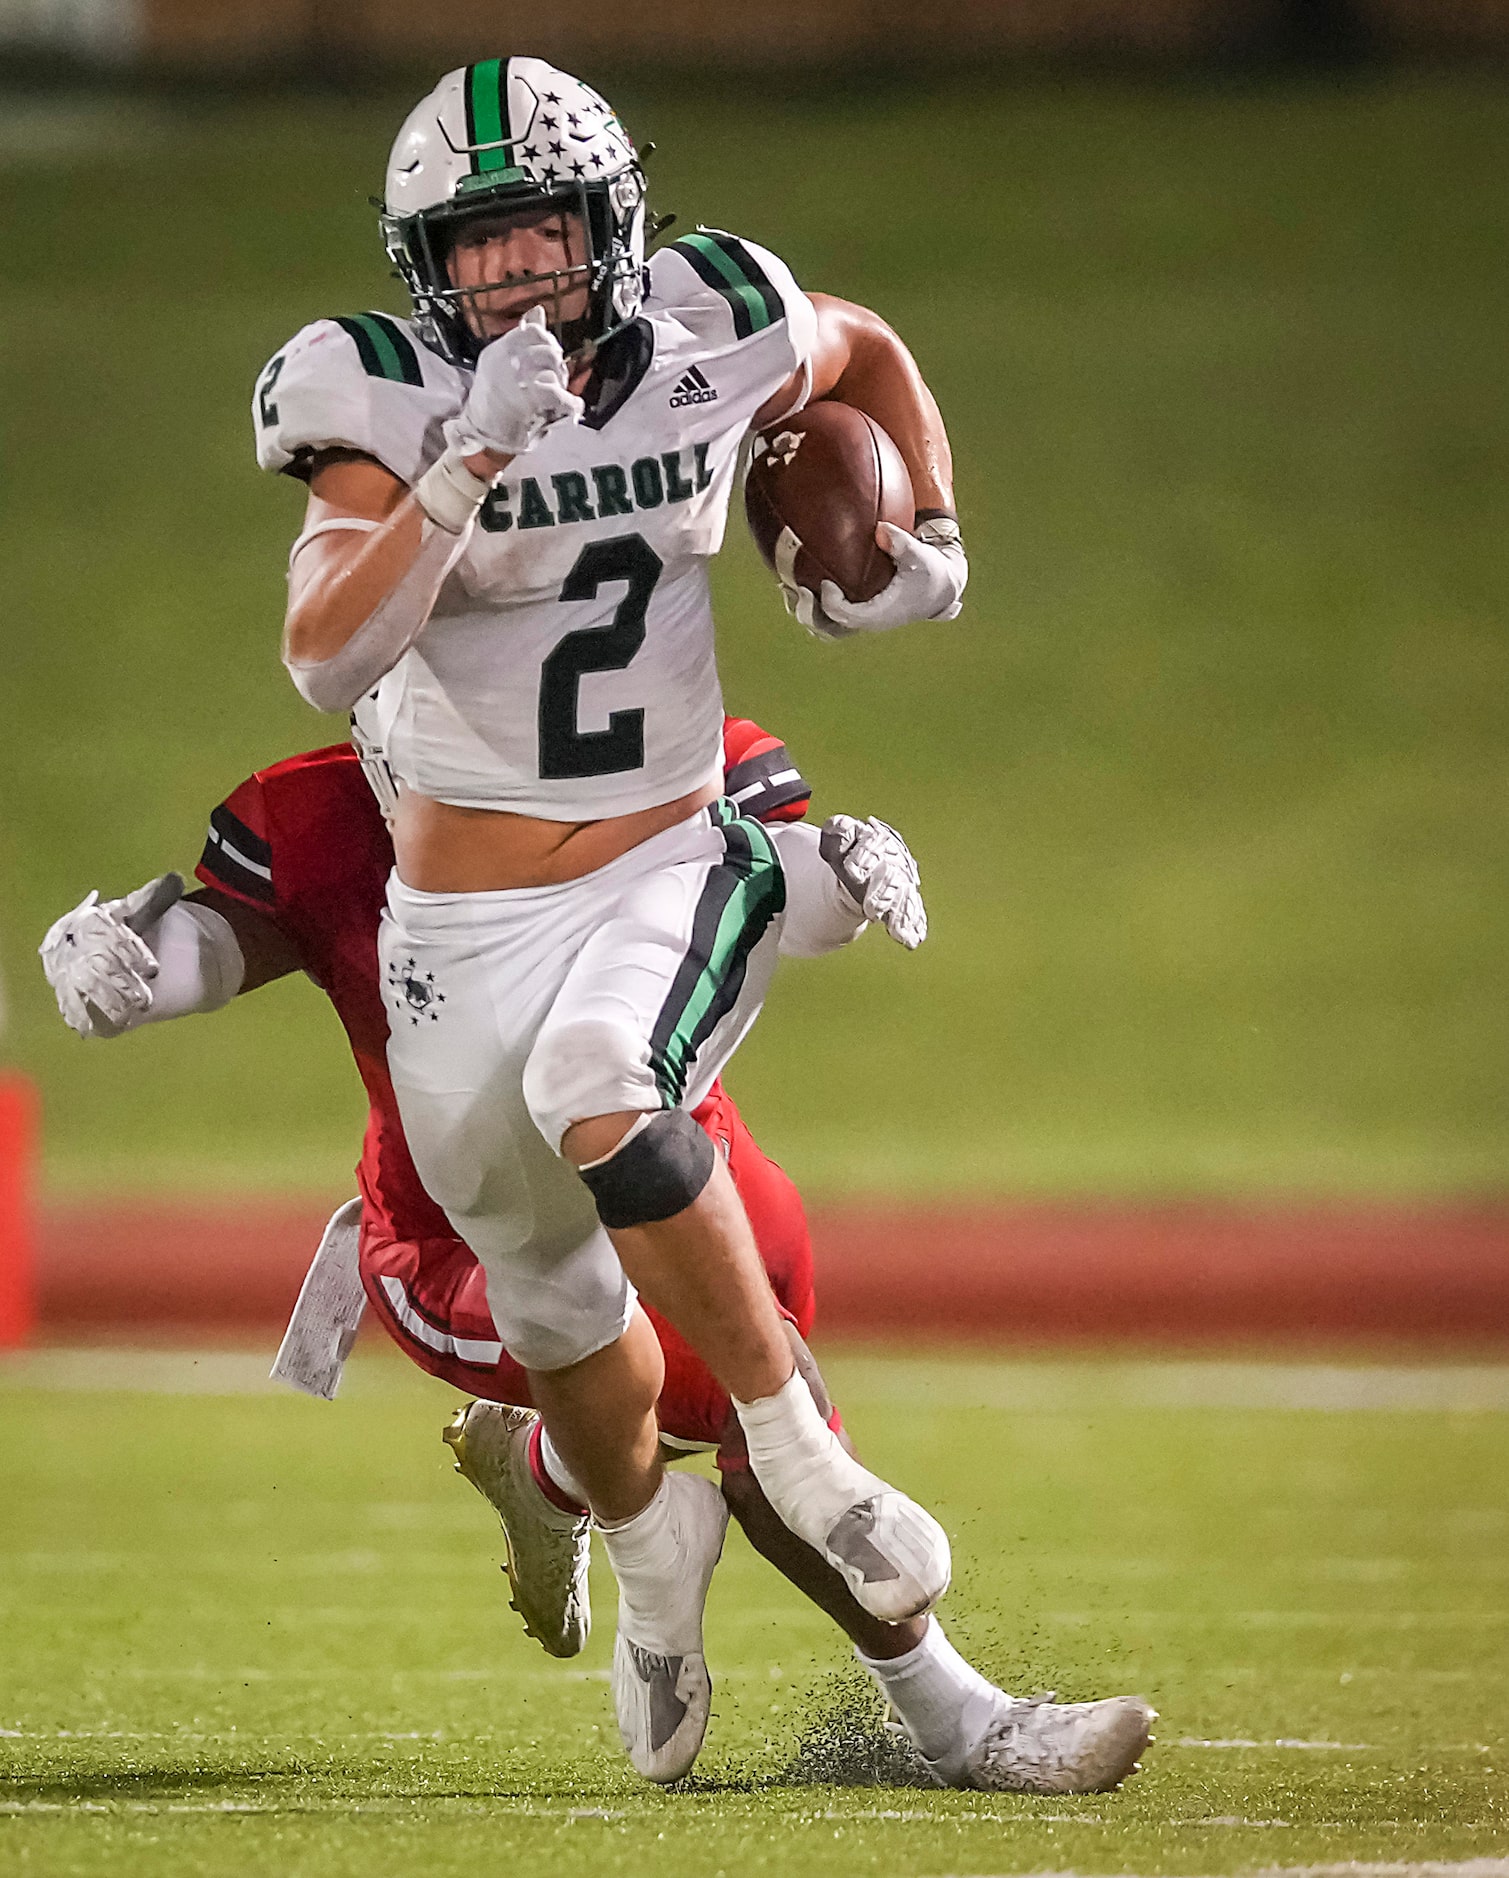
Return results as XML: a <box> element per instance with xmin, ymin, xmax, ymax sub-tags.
<box><xmin>252</xmin><ymin>742</ymin><xmax>364</xmax><ymax>791</ymax></box>
<box><xmin>650</xmin><ymin>231</ymin><xmax>816</xmax><ymax>359</ymax></box>
<box><xmin>193</xmin><ymin>746</ymin><xmax>380</xmax><ymax>913</ymax></box>
<box><xmin>253</xmin><ymin>313</ymin><xmax>463</xmax><ymax>486</ymax></box>
<box><xmin>196</xmin><ymin>777</ymin><xmax>275</xmax><ymax>910</ymax></box>
<box><xmin>721</xmin><ymin>721</ymin><xmax>811</xmax><ymax>824</ymax></box>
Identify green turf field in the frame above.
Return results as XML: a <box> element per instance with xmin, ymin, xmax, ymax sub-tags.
<box><xmin>3</xmin><ymin>75</ymin><xmax>1507</xmax><ymax>1200</ymax></box>
<box><xmin>2</xmin><ymin>1348</ymin><xmax>1506</xmax><ymax>1874</ymax></box>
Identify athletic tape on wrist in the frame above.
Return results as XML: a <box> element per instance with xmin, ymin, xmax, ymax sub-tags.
<box><xmin>915</xmin><ymin>514</ymin><xmax>964</xmax><ymax>552</ymax></box>
<box><xmin>576</xmin><ymin>1108</ymin><xmax>716</xmax><ymax>1230</ymax></box>
<box><xmin>414</xmin><ymin>449</ymin><xmax>492</xmax><ymax>534</ymax></box>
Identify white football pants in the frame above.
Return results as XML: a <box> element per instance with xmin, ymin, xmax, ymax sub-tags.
<box><xmin>379</xmin><ymin>801</ymin><xmax>786</xmax><ymax>1373</ymax></box>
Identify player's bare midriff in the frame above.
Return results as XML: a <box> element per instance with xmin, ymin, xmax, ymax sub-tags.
<box><xmin>392</xmin><ymin>781</ymin><xmax>721</xmax><ymax>892</ymax></box>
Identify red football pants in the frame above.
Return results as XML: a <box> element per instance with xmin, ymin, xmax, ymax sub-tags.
<box><xmin>359</xmin><ymin>1083</ymin><xmax>817</xmax><ymax>1466</ymax></box>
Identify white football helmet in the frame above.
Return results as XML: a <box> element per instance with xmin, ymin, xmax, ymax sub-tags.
<box><xmin>381</xmin><ymin>56</ymin><xmax>648</xmax><ymax>363</ymax></box>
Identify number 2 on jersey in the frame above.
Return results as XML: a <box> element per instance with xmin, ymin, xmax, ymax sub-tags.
<box><xmin>539</xmin><ymin>535</ymin><xmax>662</xmax><ymax>780</ymax></box>
<box><xmin>257</xmin><ymin>354</ymin><xmax>286</xmax><ymax>427</ymax></box>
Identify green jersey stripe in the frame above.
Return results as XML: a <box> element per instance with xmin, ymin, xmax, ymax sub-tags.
<box><xmin>672</xmin><ymin>233</ymin><xmax>781</xmax><ymax>339</ymax></box>
<box><xmin>333</xmin><ymin>314</ymin><xmax>423</xmax><ymax>387</ymax></box>
<box><xmin>334</xmin><ymin>315</ymin><xmax>384</xmax><ymax>379</ymax></box>
<box><xmin>699</xmin><ymin>232</ymin><xmax>784</xmax><ymax>327</ymax></box>
<box><xmin>648</xmin><ymin>815</ymin><xmax>785</xmax><ymax>1106</ymax></box>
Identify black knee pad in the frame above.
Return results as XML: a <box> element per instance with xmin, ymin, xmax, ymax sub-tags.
<box><xmin>578</xmin><ymin>1108</ymin><xmax>716</xmax><ymax>1230</ymax></box>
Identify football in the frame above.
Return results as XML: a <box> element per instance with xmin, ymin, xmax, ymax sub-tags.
<box><xmin>744</xmin><ymin>401</ymin><xmax>914</xmax><ymax>606</ymax></box>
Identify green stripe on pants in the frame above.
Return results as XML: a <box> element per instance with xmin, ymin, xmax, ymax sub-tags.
<box><xmin>650</xmin><ymin>816</ymin><xmax>785</xmax><ymax>1106</ymax></box>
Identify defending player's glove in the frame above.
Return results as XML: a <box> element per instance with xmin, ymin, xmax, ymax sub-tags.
<box><xmin>818</xmin><ymin>815</ymin><xmax>927</xmax><ymax>950</ymax></box>
<box><xmin>807</xmin><ymin>518</ymin><xmax>967</xmax><ymax>640</ymax></box>
<box><xmin>39</xmin><ymin>874</ymin><xmax>186</xmax><ymax>1039</ymax></box>
<box><xmin>444</xmin><ymin>306</ymin><xmax>584</xmax><ymax>462</ymax></box>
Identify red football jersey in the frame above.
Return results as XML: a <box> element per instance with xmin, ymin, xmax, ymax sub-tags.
<box><xmin>193</xmin><ymin>727</ymin><xmax>818</xmax><ymax>1442</ymax></box>
<box><xmin>194</xmin><ymin>724</ymin><xmax>810</xmax><ymax>1244</ymax></box>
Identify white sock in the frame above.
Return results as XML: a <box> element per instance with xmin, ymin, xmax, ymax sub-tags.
<box><xmin>596</xmin><ymin>1475</ymin><xmax>726</xmax><ymax>1655</ymax></box>
<box><xmin>732</xmin><ymin>1370</ymin><xmax>879</xmax><ymax>1543</ymax></box>
<box><xmin>857</xmin><ymin>1617</ymin><xmax>1002</xmax><ymax>1781</ymax></box>
<box><xmin>596</xmin><ymin>1476</ymin><xmax>686</xmax><ymax>1652</ymax></box>
<box><xmin>538</xmin><ymin>1425</ymin><xmax>589</xmax><ymax>1511</ymax></box>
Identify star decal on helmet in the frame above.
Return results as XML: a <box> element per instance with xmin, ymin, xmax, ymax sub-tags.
<box><xmin>381</xmin><ymin>59</ymin><xmax>649</xmax><ymax>364</ymax></box>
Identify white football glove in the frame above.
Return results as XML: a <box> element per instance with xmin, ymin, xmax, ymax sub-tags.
<box><xmin>39</xmin><ymin>874</ymin><xmax>185</xmax><ymax>1039</ymax></box>
<box><xmin>443</xmin><ymin>306</ymin><xmax>583</xmax><ymax>461</ymax></box>
<box><xmin>801</xmin><ymin>518</ymin><xmax>967</xmax><ymax>641</ymax></box>
<box><xmin>818</xmin><ymin>815</ymin><xmax>927</xmax><ymax>950</ymax></box>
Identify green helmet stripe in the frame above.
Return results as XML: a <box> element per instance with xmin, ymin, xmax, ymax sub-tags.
<box><xmin>467</xmin><ymin>58</ymin><xmax>513</xmax><ymax>173</ymax></box>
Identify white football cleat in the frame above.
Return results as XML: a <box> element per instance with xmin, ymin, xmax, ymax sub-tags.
<box><xmin>951</xmin><ymin>1690</ymin><xmax>1156</xmax><ymax>1794</ymax></box>
<box><xmin>443</xmin><ymin>1402</ymin><xmax>590</xmax><ymax>1659</ymax></box>
<box><xmin>602</xmin><ymin>1472</ymin><xmax>729</xmax><ymax>1784</ymax></box>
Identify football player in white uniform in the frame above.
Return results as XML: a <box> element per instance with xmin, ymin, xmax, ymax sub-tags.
<box><xmin>255</xmin><ymin>56</ymin><xmax>972</xmax><ymax>1781</ymax></box>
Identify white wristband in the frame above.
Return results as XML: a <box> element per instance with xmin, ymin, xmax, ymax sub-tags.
<box><xmin>770</xmin><ymin>822</ymin><xmax>867</xmax><ymax>959</ymax></box>
<box><xmin>135</xmin><ymin>902</ymin><xmax>245</xmax><ymax>1027</ymax></box>
<box><xmin>414</xmin><ymin>449</ymin><xmax>492</xmax><ymax>534</ymax></box>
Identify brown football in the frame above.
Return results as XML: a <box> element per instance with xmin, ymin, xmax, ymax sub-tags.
<box><xmin>744</xmin><ymin>402</ymin><xmax>915</xmax><ymax>606</ymax></box>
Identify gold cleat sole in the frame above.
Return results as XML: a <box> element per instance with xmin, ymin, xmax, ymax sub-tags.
<box><xmin>441</xmin><ymin>1401</ymin><xmax>589</xmax><ymax>1660</ymax></box>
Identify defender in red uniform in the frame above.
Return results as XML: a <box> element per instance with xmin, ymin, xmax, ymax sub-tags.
<box><xmin>40</xmin><ymin>723</ymin><xmax>1156</xmax><ymax>1796</ymax></box>
<box><xmin>192</xmin><ymin>723</ymin><xmax>823</xmax><ymax>1460</ymax></box>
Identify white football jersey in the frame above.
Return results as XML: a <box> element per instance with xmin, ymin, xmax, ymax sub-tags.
<box><xmin>256</xmin><ymin>233</ymin><xmax>815</xmax><ymax>820</ymax></box>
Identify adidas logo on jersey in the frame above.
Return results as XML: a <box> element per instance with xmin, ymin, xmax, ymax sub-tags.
<box><xmin>669</xmin><ymin>366</ymin><xmax>718</xmax><ymax>408</ymax></box>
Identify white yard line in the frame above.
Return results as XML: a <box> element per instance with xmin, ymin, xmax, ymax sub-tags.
<box><xmin>0</xmin><ymin>1350</ymin><xmax>284</xmax><ymax>1394</ymax></box>
<box><xmin>1175</xmin><ymin>1738</ymin><xmax>1376</xmax><ymax>1750</ymax></box>
<box><xmin>8</xmin><ymin>1348</ymin><xmax>1509</xmax><ymax>1408</ymax></box>
<box><xmin>831</xmin><ymin>1359</ymin><xmax>1509</xmax><ymax>1414</ymax></box>
<box><xmin>918</xmin><ymin>1866</ymin><xmax>1509</xmax><ymax>1878</ymax></box>
<box><xmin>2</xmin><ymin>1787</ymin><xmax>1506</xmax><ymax>1865</ymax></box>
<box><xmin>1049</xmin><ymin>1610</ymin><xmax>1508</xmax><ymax>1628</ymax></box>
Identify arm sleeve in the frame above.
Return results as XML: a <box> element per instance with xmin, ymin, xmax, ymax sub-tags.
<box><xmin>195</xmin><ymin>776</ymin><xmax>278</xmax><ymax>916</ymax></box>
<box><xmin>721</xmin><ymin>716</ymin><xmax>812</xmax><ymax>824</ymax></box>
<box><xmin>771</xmin><ymin>822</ymin><xmax>866</xmax><ymax>959</ymax></box>
<box><xmin>253</xmin><ymin>314</ymin><xmax>462</xmax><ymax>487</ymax></box>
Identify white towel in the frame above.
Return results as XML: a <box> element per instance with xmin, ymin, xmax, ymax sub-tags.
<box><xmin>270</xmin><ymin>1197</ymin><xmax>367</xmax><ymax>1399</ymax></box>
